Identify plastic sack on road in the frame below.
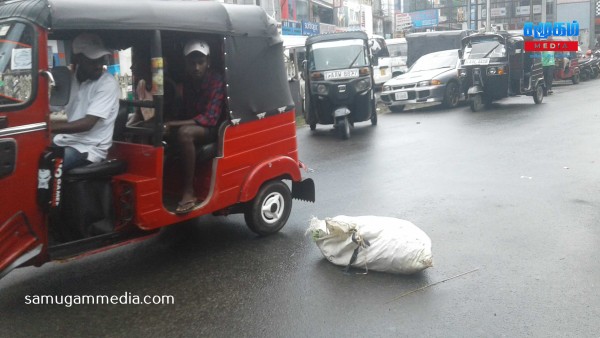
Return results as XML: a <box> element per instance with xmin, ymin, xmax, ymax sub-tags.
<box><xmin>307</xmin><ymin>215</ymin><xmax>433</xmax><ymax>274</ymax></box>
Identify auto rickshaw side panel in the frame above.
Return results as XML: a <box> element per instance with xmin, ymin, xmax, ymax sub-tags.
<box><xmin>0</xmin><ymin>25</ymin><xmax>52</xmax><ymax>272</ymax></box>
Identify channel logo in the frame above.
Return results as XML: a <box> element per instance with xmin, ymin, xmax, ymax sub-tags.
<box><xmin>523</xmin><ymin>21</ymin><xmax>579</xmax><ymax>52</ymax></box>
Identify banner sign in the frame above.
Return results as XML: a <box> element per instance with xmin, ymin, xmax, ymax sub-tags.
<box><xmin>282</xmin><ymin>20</ymin><xmax>302</xmax><ymax>35</ymax></box>
<box><xmin>409</xmin><ymin>9</ymin><xmax>438</xmax><ymax>28</ymax></box>
<box><xmin>302</xmin><ymin>21</ymin><xmax>320</xmax><ymax>36</ymax></box>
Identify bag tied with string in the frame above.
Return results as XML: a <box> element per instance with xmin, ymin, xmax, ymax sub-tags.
<box><xmin>307</xmin><ymin>215</ymin><xmax>433</xmax><ymax>274</ymax></box>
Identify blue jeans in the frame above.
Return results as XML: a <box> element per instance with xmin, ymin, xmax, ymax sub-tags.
<box><xmin>61</xmin><ymin>146</ymin><xmax>91</xmax><ymax>172</ymax></box>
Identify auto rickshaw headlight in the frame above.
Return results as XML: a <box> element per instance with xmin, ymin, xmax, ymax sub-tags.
<box><xmin>355</xmin><ymin>79</ymin><xmax>370</xmax><ymax>92</ymax></box>
<box><xmin>317</xmin><ymin>84</ymin><xmax>328</xmax><ymax>95</ymax></box>
<box><xmin>418</xmin><ymin>80</ymin><xmax>430</xmax><ymax>87</ymax></box>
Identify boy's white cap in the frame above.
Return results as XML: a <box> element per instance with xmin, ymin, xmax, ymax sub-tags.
<box><xmin>184</xmin><ymin>40</ymin><xmax>210</xmax><ymax>56</ymax></box>
<box><xmin>72</xmin><ymin>33</ymin><xmax>112</xmax><ymax>60</ymax></box>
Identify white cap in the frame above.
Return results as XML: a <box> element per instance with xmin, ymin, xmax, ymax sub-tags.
<box><xmin>72</xmin><ymin>33</ymin><xmax>112</xmax><ymax>60</ymax></box>
<box><xmin>184</xmin><ymin>40</ymin><xmax>210</xmax><ymax>56</ymax></box>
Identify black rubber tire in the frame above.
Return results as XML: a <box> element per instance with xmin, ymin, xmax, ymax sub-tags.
<box><xmin>470</xmin><ymin>94</ymin><xmax>484</xmax><ymax>112</ymax></box>
<box><xmin>371</xmin><ymin>112</ymin><xmax>378</xmax><ymax>125</ymax></box>
<box><xmin>442</xmin><ymin>81</ymin><xmax>460</xmax><ymax>108</ymax></box>
<box><xmin>339</xmin><ymin>117</ymin><xmax>350</xmax><ymax>140</ymax></box>
<box><xmin>244</xmin><ymin>180</ymin><xmax>292</xmax><ymax>236</ymax></box>
<box><xmin>389</xmin><ymin>105</ymin><xmax>405</xmax><ymax>112</ymax></box>
<box><xmin>572</xmin><ymin>73</ymin><xmax>580</xmax><ymax>84</ymax></box>
<box><xmin>533</xmin><ymin>83</ymin><xmax>544</xmax><ymax>104</ymax></box>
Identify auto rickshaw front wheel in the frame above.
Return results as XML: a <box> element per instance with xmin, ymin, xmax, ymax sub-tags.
<box><xmin>336</xmin><ymin>116</ymin><xmax>350</xmax><ymax>139</ymax></box>
<box><xmin>244</xmin><ymin>180</ymin><xmax>292</xmax><ymax>236</ymax></box>
<box><xmin>533</xmin><ymin>83</ymin><xmax>544</xmax><ymax>104</ymax></box>
<box><xmin>469</xmin><ymin>94</ymin><xmax>484</xmax><ymax>112</ymax></box>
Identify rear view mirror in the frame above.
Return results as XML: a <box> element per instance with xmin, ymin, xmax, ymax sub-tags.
<box><xmin>49</xmin><ymin>66</ymin><xmax>71</xmax><ymax>107</ymax></box>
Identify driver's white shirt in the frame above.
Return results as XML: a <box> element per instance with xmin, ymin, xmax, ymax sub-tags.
<box><xmin>53</xmin><ymin>71</ymin><xmax>120</xmax><ymax>163</ymax></box>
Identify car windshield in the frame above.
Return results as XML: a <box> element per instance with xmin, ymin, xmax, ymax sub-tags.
<box><xmin>388</xmin><ymin>43</ymin><xmax>407</xmax><ymax>57</ymax></box>
<box><xmin>463</xmin><ymin>40</ymin><xmax>506</xmax><ymax>59</ymax></box>
<box><xmin>410</xmin><ymin>50</ymin><xmax>458</xmax><ymax>72</ymax></box>
<box><xmin>0</xmin><ymin>22</ymin><xmax>35</xmax><ymax>106</ymax></box>
<box><xmin>309</xmin><ymin>39</ymin><xmax>368</xmax><ymax>71</ymax></box>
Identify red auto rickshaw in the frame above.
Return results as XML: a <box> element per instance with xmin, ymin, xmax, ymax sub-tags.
<box><xmin>552</xmin><ymin>37</ymin><xmax>580</xmax><ymax>84</ymax></box>
<box><xmin>0</xmin><ymin>0</ymin><xmax>314</xmax><ymax>279</ymax></box>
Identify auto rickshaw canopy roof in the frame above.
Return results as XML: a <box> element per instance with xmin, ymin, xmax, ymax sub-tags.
<box><xmin>0</xmin><ymin>0</ymin><xmax>279</xmax><ymax>38</ymax></box>
<box><xmin>0</xmin><ymin>0</ymin><xmax>294</xmax><ymax>124</ymax></box>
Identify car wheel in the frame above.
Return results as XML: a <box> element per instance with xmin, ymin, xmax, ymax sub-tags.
<box><xmin>533</xmin><ymin>83</ymin><xmax>544</xmax><ymax>104</ymax></box>
<box><xmin>442</xmin><ymin>81</ymin><xmax>460</xmax><ymax>108</ymax></box>
<box><xmin>470</xmin><ymin>94</ymin><xmax>484</xmax><ymax>112</ymax></box>
<box><xmin>389</xmin><ymin>105</ymin><xmax>405</xmax><ymax>112</ymax></box>
<box><xmin>244</xmin><ymin>180</ymin><xmax>292</xmax><ymax>236</ymax></box>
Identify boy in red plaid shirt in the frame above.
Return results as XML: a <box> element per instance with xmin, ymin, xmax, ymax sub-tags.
<box><xmin>164</xmin><ymin>39</ymin><xmax>225</xmax><ymax>213</ymax></box>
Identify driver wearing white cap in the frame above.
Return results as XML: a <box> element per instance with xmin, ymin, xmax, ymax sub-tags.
<box><xmin>52</xmin><ymin>33</ymin><xmax>121</xmax><ymax>171</ymax></box>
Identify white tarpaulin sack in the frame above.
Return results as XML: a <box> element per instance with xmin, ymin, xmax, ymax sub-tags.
<box><xmin>307</xmin><ymin>215</ymin><xmax>433</xmax><ymax>274</ymax></box>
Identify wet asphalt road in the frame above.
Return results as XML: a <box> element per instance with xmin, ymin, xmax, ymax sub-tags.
<box><xmin>2</xmin><ymin>80</ymin><xmax>600</xmax><ymax>337</ymax></box>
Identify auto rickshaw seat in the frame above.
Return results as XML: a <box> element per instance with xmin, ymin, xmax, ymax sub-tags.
<box><xmin>195</xmin><ymin>118</ymin><xmax>228</xmax><ymax>162</ymax></box>
<box><xmin>64</xmin><ymin>159</ymin><xmax>127</xmax><ymax>180</ymax></box>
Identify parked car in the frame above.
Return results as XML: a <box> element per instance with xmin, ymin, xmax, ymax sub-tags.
<box><xmin>380</xmin><ymin>49</ymin><xmax>463</xmax><ymax>112</ymax></box>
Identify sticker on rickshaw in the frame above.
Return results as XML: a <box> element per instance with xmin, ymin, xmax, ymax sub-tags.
<box><xmin>324</xmin><ymin>69</ymin><xmax>359</xmax><ymax>80</ymax></box>
<box><xmin>394</xmin><ymin>92</ymin><xmax>408</xmax><ymax>100</ymax></box>
<box><xmin>464</xmin><ymin>58</ymin><xmax>490</xmax><ymax>65</ymax></box>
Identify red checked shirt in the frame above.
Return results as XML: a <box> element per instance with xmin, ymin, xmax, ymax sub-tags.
<box><xmin>182</xmin><ymin>69</ymin><xmax>225</xmax><ymax>127</ymax></box>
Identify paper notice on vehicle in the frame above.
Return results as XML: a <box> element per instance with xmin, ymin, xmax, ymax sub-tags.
<box><xmin>324</xmin><ymin>68</ymin><xmax>359</xmax><ymax>80</ymax></box>
<box><xmin>464</xmin><ymin>58</ymin><xmax>490</xmax><ymax>65</ymax></box>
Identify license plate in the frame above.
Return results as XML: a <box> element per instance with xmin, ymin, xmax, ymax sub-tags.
<box><xmin>464</xmin><ymin>58</ymin><xmax>490</xmax><ymax>65</ymax></box>
<box><xmin>394</xmin><ymin>91</ymin><xmax>408</xmax><ymax>100</ymax></box>
<box><xmin>324</xmin><ymin>69</ymin><xmax>359</xmax><ymax>80</ymax></box>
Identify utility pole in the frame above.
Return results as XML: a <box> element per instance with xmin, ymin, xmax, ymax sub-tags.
<box><xmin>541</xmin><ymin>0</ymin><xmax>547</xmax><ymax>22</ymax></box>
<box><xmin>486</xmin><ymin>0</ymin><xmax>491</xmax><ymax>31</ymax></box>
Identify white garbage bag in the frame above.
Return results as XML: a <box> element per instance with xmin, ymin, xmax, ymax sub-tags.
<box><xmin>307</xmin><ymin>215</ymin><xmax>433</xmax><ymax>274</ymax></box>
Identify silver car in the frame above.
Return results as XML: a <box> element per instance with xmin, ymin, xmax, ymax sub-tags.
<box><xmin>380</xmin><ymin>49</ymin><xmax>463</xmax><ymax>112</ymax></box>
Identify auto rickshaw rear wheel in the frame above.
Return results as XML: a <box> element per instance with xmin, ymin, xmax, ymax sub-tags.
<box><xmin>533</xmin><ymin>83</ymin><xmax>544</xmax><ymax>104</ymax></box>
<box><xmin>572</xmin><ymin>73</ymin><xmax>580</xmax><ymax>84</ymax></box>
<box><xmin>244</xmin><ymin>180</ymin><xmax>292</xmax><ymax>236</ymax></box>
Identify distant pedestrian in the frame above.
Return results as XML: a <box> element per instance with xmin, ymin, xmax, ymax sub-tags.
<box><xmin>541</xmin><ymin>50</ymin><xmax>555</xmax><ymax>95</ymax></box>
